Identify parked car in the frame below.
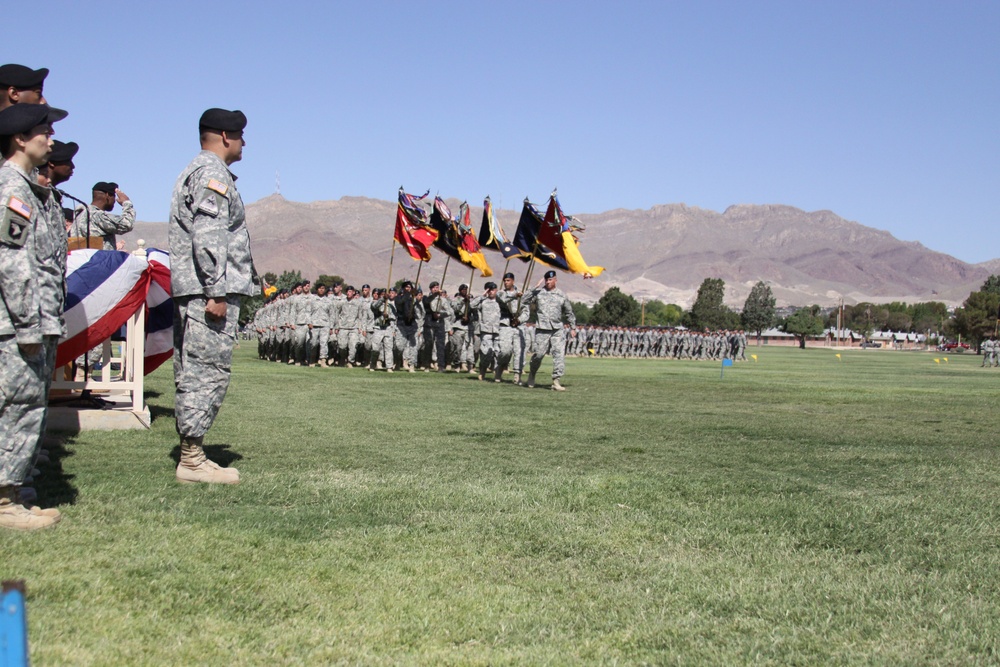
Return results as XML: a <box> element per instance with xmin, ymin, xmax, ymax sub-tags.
<box><xmin>939</xmin><ymin>342</ymin><xmax>970</xmax><ymax>351</ymax></box>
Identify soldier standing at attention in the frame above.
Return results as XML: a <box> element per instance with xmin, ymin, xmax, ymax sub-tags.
<box><xmin>470</xmin><ymin>281</ymin><xmax>503</xmax><ymax>382</ymax></box>
<box><xmin>69</xmin><ymin>180</ymin><xmax>135</xmax><ymax>250</ymax></box>
<box><xmin>0</xmin><ymin>103</ymin><xmax>68</xmax><ymax>529</ymax></box>
<box><xmin>521</xmin><ymin>270</ymin><xmax>576</xmax><ymax>391</ymax></box>
<box><xmin>170</xmin><ymin>108</ymin><xmax>258</xmax><ymax>485</ymax></box>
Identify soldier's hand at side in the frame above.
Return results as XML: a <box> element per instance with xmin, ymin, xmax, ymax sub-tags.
<box><xmin>18</xmin><ymin>343</ymin><xmax>42</xmax><ymax>357</ymax></box>
<box><xmin>115</xmin><ymin>189</ymin><xmax>130</xmax><ymax>204</ymax></box>
<box><xmin>205</xmin><ymin>298</ymin><xmax>227</xmax><ymax>320</ymax></box>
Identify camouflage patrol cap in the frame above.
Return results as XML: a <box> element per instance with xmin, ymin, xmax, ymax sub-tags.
<box><xmin>0</xmin><ymin>103</ymin><xmax>67</xmax><ymax>135</ymax></box>
<box><xmin>48</xmin><ymin>140</ymin><xmax>78</xmax><ymax>163</ymax></box>
<box><xmin>0</xmin><ymin>64</ymin><xmax>48</xmax><ymax>88</ymax></box>
<box><xmin>199</xmin><ymin>108</ymin><xmax>247</xmax><ymax>132</ymax></box>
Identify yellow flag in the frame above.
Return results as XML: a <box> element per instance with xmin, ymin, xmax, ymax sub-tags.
<box><xmin>750</xmin><ymin>354</ymin><xmax>758</xmax><ymax>362</ymax></box>
<box><xmin>944</xmin><ymin>357</ymin><xmax>949</xmax><ymax>363</ymax></box>
<box><xmin>934</xmin><ymin>358</ymin><xmax>940</xmax><ymax>363</ymax></box>
<box><xmin>835</xmin><ymin>353</ymin><xmax>842</xmax><ymax>359</ymax></box>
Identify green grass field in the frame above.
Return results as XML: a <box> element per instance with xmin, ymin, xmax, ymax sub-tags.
<box><xmin>6</xmin><ymin>345</ymin><xmax>1000</xmax><ymax>665</ymax></box>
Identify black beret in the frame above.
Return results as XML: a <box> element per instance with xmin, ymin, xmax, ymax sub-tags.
<box><xmin>361</xmin><ymin>284</ymin><xmax>370</xmax><ymax>289</ymax></box>
<box><xmin>0</xmin><ymin>104</ymin><xmax>67</xmax><ymax>136</ymax></box>
<box><xmin>199</xmin><ymin>108</ymin><xmax>247</xmax><ymax>132</ymax></box>
<box><xmin>62</xmin><ymin>207</ymin><xmax>74</xmax><ymax>220</ymax></box>
<box><xmin>503</xmin><ymin>272</ymin><xmax>515</xmax><ymax>280</ymax></box>
<box><xmin>484</xmin><ymin>281</ymin><xmax>497</xmax><ymax>290</ymax></box>
<box><xmin>402</xmin><ymin>280</ymin><xmax>413</xmax><ymax>288</ymax></box>
<box><xmin>92</xmin><ymin>182</ymin><xmax>118</xmax><ymax>195</ymax></box>
<box><xmin>346</xmin><ymin>285</ymin><xmax>356</xmax><ymax>292</ymax></box>
<box><xmin>0</xmin><ymin>64</ymin><xmax>48</xmax><ymax>88</ymax></box>
<box><xmin>429</xmin><ymin>281</ymin><xmax>440</xmax><ymax>289</ymax></box>
<box><xmin>544</xmin><ymin>270</ymin><xmax>557</xmax><ymax>279</ymax></box>
<box><xmin>459</xmin><ymin>284</ymin><xmax>468</xmax><ymax>291</ymax></box>
<box><xmin>48</xmin><ymin>140</ymin><xmax>78</xmax><ymax>163</ymax></box>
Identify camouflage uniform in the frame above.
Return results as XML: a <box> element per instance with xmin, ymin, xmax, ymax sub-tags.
<box><xmin>69</xmin><ymin>200</ymin><xmax>135</xmax><ymax>250</ymax></box>
<box><xmin>522</xmin><ymin>285</ymin><xmax>575</xmax><ymax>383</ymax></box>
<box><xmin>0</xmin><ymin>161</ymin><xmax>66</xmax><ymax>488</ymax></box>
<box><xmin>369</xmin><ymin>297</ymin><xmax>397</xmax><ymax>370</ymax></box>
<box><xmin>471</xmin><ymin>293</ymin><xmax>502</xmax><ymax>378</ymax></box>
<box><xmin>170</xmin><ymin>150</ymin><xmax>258</xmax><ymax>439</ymax></box>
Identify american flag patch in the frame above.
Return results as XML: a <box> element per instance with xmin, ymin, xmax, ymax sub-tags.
<box><xmin>206</xmin><ymin>179</ymin><xmax>229</xmax><ymax>196</ymax></box>
<box><xmin>7</xmin><ymin>196</ymin><xmax>31</xmax><ymax>219</ymax></box>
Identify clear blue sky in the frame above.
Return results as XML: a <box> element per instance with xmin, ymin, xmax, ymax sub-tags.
<box><xmin>13</xmin><ymin>0</ymin><xmax>999</xmax><ymax>262</ymax></box>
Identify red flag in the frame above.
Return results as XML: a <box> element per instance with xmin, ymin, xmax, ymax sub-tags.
<box><xmin>394</xmin><ymin>204</ymin><xmax>437</xmax><ymax>261</ymax></box>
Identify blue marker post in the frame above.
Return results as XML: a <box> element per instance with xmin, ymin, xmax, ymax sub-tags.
<box><xmin>1</xmin><ymin>580</ymin><xmax>28</xmax><ymax>667</ymax></box>
<box><xmin>720</xmin><ymin>357</ymin><xmax>733</xmax><ymax>378</ymax></box>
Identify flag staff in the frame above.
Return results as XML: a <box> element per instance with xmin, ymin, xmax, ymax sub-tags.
<box><xmin>383</xmin><ymin>237</ymin><xmax>397</xmax><ymax>317</ymax></box>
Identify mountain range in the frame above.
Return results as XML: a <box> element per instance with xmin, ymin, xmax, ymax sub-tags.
<box><xmin>131</xmin><ymin>195</ymin><xmax>994</xmax><ymax>308</ymax></box>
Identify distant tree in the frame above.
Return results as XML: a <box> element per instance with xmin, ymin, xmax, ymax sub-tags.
<box><xmin>276</xmin><ymin>269</ymin><xmax>303</xmax><ymax>292</ymax></box>
<box><xmin>316</xmin><ymin>274</ymin><xmax>344</xmax><ymax>289</ymax></box>
<box><xmin>982</xmin><ymin>275</ymin><xmax>1000</xmax><ymax>295</ymax></box>
<box><xmin>643</xmin><ymin>300</ymin><xmax>684</xmax><ymax>326</ymax></box>
<box><xmin>571</xmin><ymin>301</ymin><xmax>592</xmax><ymax>325</ymax></box>
<box><xmin>885</xmin><ymin>311</ymin><xmax>913</xmax><ymax>332</ymax></box>
<box><xmin>952</xmin><ymin>277</ymin><xmax>1000</xmax><ymax>350</ymax></box>
<box><xmin>741</xmin><ymin>281</ymin><xmax>776</xmax><ymax>344</ymax></box>
<box><xmin>590</xmin><ymin>287</ymin><xmax>640</xmax><ymax>326</ymax></box>
<box><xmin>262</xmin><ymin>271</ymin><xmax>278</xmax><ymax>286</ymax></box>
<box><xmin>781</xmin><ymin>307</ymin><xmax>825</xmax><ymax>349</ymax></box>
<box><xmin>685</xmin><ymin>278</ymin><xmax>732</xmax><ymax>331</ymax></box>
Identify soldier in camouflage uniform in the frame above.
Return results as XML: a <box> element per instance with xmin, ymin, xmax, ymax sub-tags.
<box><xmin>169</xmin><ymin>108</ymin><xmax>258</xmax><ymax>485</ymax></box>
<box><xmin>448</xmin><ymin>284</ymin><xmax>472</xmax><ymax>371</ymax></box>
<box><xmin>0</xmin><ymin>103</ymin><xmax>68</xmax><ymax>529</ymax></box>
<box><xmin>420</xmin><ymin>281</ymin><xmax>448</xmax><ymax>372</ymax></box>
<box><xmin>369</xmin><ymin>288</ymin><xmax>397</xmax><ymax>371</ymax></box>
<box><xmin>470</xmin><ymin>281</ymin><xmax>504</xmax><ymax>381</ymax></box>
<box><xmin>335</xmin><ymin>286</ymin><xmax>366</xmax><ymax>367</ymax></box>
<box><xmin>68</xmin><ymin>180</ymin><xmax>135</xmax><ymax>250</ymax></box>
<box><xmin>497</xmin><ymin>272</ymin><xmax>528</xmax><ymax>384</ymax></box>
<box><xmin>394</xmin><ymin>280</ymin><xmax>419</xmax><ymax>372</ymax></box>
<box><xmin>521</xmin><ymin>270</ymin><xmax>576</xmax><ymax>391</ymax></box>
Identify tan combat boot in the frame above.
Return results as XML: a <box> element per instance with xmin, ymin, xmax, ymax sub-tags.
<box><xmin>513</xmin><ymin>373</ymin><xmax>521</xmax><ymax>386</ymax></box>
<box><xmin>552</xmin><ymin>378</ymin><xmax>566</xmax><ymax>391</ymax></box>
<box><xmin>176</xmin><ymin>437</ymin><xmax>240</xmax><ymax>485</ymax></box>
<box><xmin>526</xmin><ymin>371</ymin><xmax>536</xmax><ymax>388</ymax></box>
<box><xmin>0</xmin><ymin>486</ymin><xmax>61</xmax><ymax>531</ymax></box>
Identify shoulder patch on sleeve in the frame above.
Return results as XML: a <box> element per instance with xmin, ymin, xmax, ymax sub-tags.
<box><xmin>0</xmin><ymin>204</ymin><xmax>30</xmax><ymax>247</ymax></box>
<box><xmin>196</xmin><ymin>191</ymin><xmax>220</xmax><ymax>217</ymax></box>
<box><xmin>206</xmin><ymin>179</ymin><xmax>229</xmax><ymax>196</ymax></box>
<box><xmin>7</xmin><ymin>197</ymin><xmax>32</xmax><ymax>220</ymax></box>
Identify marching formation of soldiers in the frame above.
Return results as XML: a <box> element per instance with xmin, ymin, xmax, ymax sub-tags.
<box><xmin>251</xmin><ymin>272</ymin><xmax>752</xmax><ymax>386</ymax></box>
<box><xmin>568</xmin><ymin>326</ymin><xmax>749</xmax><ymax>361</ymax></box>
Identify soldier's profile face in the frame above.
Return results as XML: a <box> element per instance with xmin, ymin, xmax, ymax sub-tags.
<box><xmin>503</xmin><ymin>278</ymin><xmax>514</xmax><ymax>288</ymax></box>
<box><xmin>545</xmin><ymin>276</ymin><xmax>556</xmax><ymax>289</ymax></box>
<box><xmin>14</xmin><ymin>85</ymin><xmax>45</xmax><ymax>105</ymax></box>
<box><xmin>22</xmin><ymin>124</ymin><xmax>54</xmax><ymax>166</ymax></box>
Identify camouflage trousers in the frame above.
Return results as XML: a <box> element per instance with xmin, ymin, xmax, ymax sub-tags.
<box><xmin>173</xmin><ymin>295</ymin><xmax>239</xmax><ymax>439</ymax></box>
<box><xmin>396</xmin><ymin>322</ymin><xmax>419</xmax><ymax>367</ymax></box>
<box><xmin>479</xmin><ymin>331</ymin><xmax>500</xmax><ymax>375</ymax></box>
<box><xmin>529</xmin><ymin>328</ymin><xmax>567</xmax><ymax>380</ymax></box>
<box><xmin>292</xmin><ymin>325</ymin><xmax>310</xmax><ymax>364</ymax></box>
<box><xmin>500</xmin><ymin>325</ymin><xmax>526</xmax><ymax>374</ymax></box>
<box><xmin>336</xmin><ymin>328</ymin><xmax>362</xmax><ymax>363</ymax></box>
<box><xmin>421</xmin><ymin>323</ymin><xmax>447</xmax><ymax>369</ymax></box>
<box><xmin>313</xmin><ymin>327</ymin><xmax>330</xmax><ymax>361</ymax></box>
<box><xmin>0</xmin><ymin>336</ymin><xmax>57</xmax><ymax>486</ymax></box>
<box><xmin>369</xmin><ymin>327</ymin><xmax>395</xmax><ymax>368</ymax></box>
